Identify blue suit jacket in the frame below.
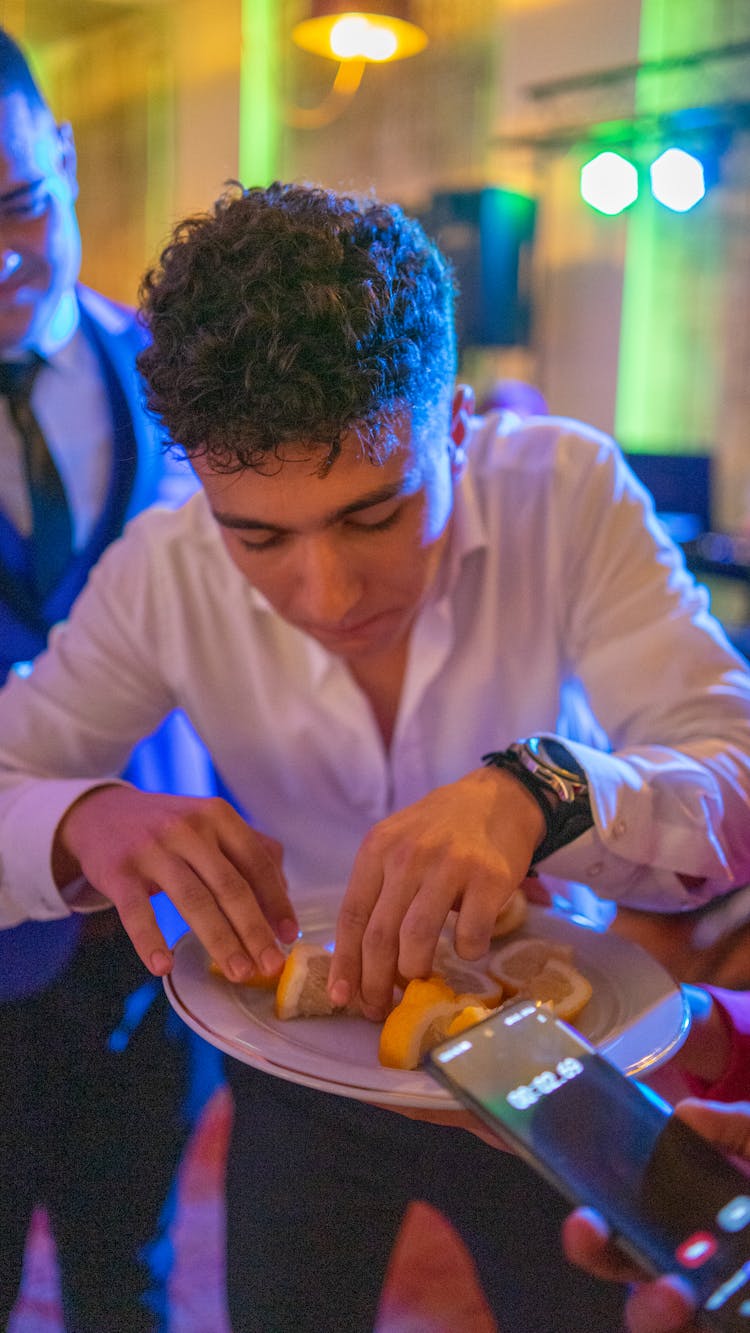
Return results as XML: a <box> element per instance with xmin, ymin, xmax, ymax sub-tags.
<box><xmin>0</xmin><ymin>286</ymin><xmax>202</xmax><ymax>1000</ymax></box>
<box><xmin>0</xmin><ymin>286</ymin><xmax>170</xmax><ymax>677</ymax></box>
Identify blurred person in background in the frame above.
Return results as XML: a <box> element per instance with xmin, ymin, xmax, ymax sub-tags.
<box><xmin>477</xmin><ymin>376</ymin><xmax>549</xmax><ymax>419</ymax></box>
<box><xmin>0</xmin><ymin>28</ymin><xmax>221</xmax><ymax>1333</ymax></box>
<box><xmin>3</xmin><ymin>180</ymin><xmax>750</xmax><ymax>1332</ymax></box>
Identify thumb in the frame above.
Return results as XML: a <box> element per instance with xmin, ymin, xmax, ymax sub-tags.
<box><xmin>675</xmin><ymin>1098</ymin><xmax>750</xmax><ymax>1161</ymax></box>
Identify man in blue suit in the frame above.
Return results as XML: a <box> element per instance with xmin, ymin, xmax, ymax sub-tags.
<box><xmin>0</xmin><ymin>29</ymin><xmax>220</xmax><ymax>1331</ymax></box>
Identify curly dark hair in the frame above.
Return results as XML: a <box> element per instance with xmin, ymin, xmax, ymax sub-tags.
<box><xmin>137</xmin><ymin>181</ymin><xmax>456</xmax><ymax>472</ymax></box>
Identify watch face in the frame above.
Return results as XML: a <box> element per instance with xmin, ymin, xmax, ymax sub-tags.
<box><xmin>529</xmin><ymin>737</ymin><xmax>585</xmax><ymax>780</ymax></box>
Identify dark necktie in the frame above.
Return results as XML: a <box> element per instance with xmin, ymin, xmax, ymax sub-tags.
<box><xmin>0</xmin><ymin>356</ymin><xmax>73</xmax><ymax>597</ymax></box>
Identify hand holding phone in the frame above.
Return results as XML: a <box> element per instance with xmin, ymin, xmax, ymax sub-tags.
<box><xmin>426</xmin><ymin>1000</ymin><xmax>750</xmax><ymax>1332</ymax></box>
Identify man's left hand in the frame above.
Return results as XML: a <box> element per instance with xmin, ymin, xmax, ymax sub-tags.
<box><xmin>328</xmin><ymin>765</ymin><xmax>544</xmax><ymax>1017</ymax></box>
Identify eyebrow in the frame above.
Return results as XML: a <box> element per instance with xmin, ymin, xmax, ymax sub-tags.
<box><xmin>211</xmin><ymin>481</ymin><xmax>407</xmax><ymax>534</ymax></box>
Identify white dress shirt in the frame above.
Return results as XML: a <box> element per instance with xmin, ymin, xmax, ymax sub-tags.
<box><xmin>0</xmin><ymin>295</ymin><xmax>195</xmax><ymax>549</ymax></box>
<box><xmin>2</xmin><ymin>412</ymin><xmax>750</xmax><ymax>927</ymax></box>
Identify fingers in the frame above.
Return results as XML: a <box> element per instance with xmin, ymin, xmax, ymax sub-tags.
<box><xmin>211</xmin><ymin>809</ymin><xmax>298</xmax><ymax>946</ymax></box>
<box><xmin>330</xmin><ymin>769</ymin><xmax>541</xmax><ymax>1015</ymax></box>
<box><xmin>159</xmin><ymin>803</ymin><xmax>296</xmax><ymax>978</ymax></box>
<box><xmin>625</xmin><ymin>1278</ymin><xmax>698</xmax><ymax>1333</ymax></box>
<box><xmin>561</xmin><ymin>1208</ymin><xmax>642</xmax><ymax>1283</ymax></box>
<box><xmin>562</xmin><ymin>1210</ymin><xmax>698</xmax><ymax>1333</ymax></box>
<box><xmin>328</xmin><ymin>837</ymin><xmax>383</xmax><ymax>1014</ymax></box>
<box><xmin>108</xmin><ymin>835</ymin><xmax>283</xmax><ymax>982</ymax></box>
<box><xmin>63</xmin><ymin>787</ymin><xmax>297</xmax><ymax>981</ymax></box>
<box><xmin>105</xmin><ymin>871</ymin><xmax>174</xmax><ymax>975</ymax></box>
<box><xmin>331</xmin><ymin>830</ymin><xmax>469</xmax><ymax>1019</ymax></box>
<box><xmin>453</xmin><ymin>876</ymin><xmax>511</xmax><ymax>960</ymax></box>
<box><xmin>331</xmin><ymin>836</ymin><xmax>513</xmax><ymax>1020</ymax></box>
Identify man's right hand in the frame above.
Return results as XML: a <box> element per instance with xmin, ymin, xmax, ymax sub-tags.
<box><xmin>54</xmin><ymin>786</ymin><xmax>298</xmax><ymax>979</ymax></box>
<box><xmin>562</xmin><ymin>1099</ymin><xmax>750</xmax><ymax>1333</ymax></box>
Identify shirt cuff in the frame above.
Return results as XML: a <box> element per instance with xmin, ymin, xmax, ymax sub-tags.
<box><xmin>0</xmin><ymin>777</ymin><xmax>126</xmax><ymax>920</ymax></box>
<box><xmin>534</xmin><ymin>738</ymin><xmax>723</xmax><ymax>912</ymax></box>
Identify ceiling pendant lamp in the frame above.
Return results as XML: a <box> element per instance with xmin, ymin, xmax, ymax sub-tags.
<box><xmin>292</xmin><ymin>1</ymin><xmax>428</xmax><ymax>66</ymax></box>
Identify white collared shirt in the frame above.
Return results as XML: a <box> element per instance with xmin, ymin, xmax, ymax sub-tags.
<box><xmin>0</xmin><ymin>290</ymin><xmax>196</xmax><ymax>550</ymax></box>
<box><xmin>0</xmin><ymin>298</ymin><xmax>118</xmax><ymax>550</ymax></box>
<box><xmin>2</xmin><ymin>412</ymin><xmax>750</xmax><ymax>925</ymax></box>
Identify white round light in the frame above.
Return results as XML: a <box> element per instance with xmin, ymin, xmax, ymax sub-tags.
<box><xmin>649</xmin><ymin>148</ymin><xmax>706</xmax><ymax>212</ymax></box>
<box><xmin>580</xmin><ymin>152</ymin><xmax>639</xmax><ymax>216</ymax></box>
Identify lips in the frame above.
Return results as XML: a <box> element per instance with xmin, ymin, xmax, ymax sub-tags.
<box><xmin>303</xmin><ymin>609</ymin><xmax>397</xmax><ymax>642</ymax></box>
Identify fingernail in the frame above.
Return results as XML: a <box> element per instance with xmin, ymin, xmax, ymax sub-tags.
<box><xmin>260</xmin><ymin>946</ymin><xmax>285</xmax><ymax>976</ymax></box>
<box><xmin>228</xmin><ymin>952</ymin><xmax>253</xmax><ymax>980</ymax></box>
<box><xmin>150</xmin><ymin>948</ymin><xmax>172</xmax><ymax>974</ymax></box>
<box><xmin>329</xmin><ymin>979</ymin><xmax>350</xmax><ymax>1008</ymax></box>
<box><xmin>362</xmin><ymin>1002</ymin><xmax>386</xmax><ymax>1022</ymax></box>
<box><xmin>278</xmin><ymin>917</ymin><xmax>300</xmax><ymax>945</ymax></box>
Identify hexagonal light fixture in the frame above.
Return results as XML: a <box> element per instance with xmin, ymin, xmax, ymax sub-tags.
<box><xmin>580</xmin><ymin>151</ymin><xmax>639</xmax><ymax>216</ymax></box>
<box><xmin>649</xmin><ymin>148</ymin><xmax>706</xmax><ymax>212</ymax></box>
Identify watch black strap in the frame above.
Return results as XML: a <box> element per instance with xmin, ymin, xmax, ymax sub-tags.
<box><xmin>482</xmin><ymin>745</ymin><xmax>593</xmax><ymax>865</ymax></box>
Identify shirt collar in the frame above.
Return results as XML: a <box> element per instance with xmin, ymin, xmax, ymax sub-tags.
<box><xmin>436</xmin><ymin>432</ymin><xmax>489</xmax><ymax>601</ymax></box>
<box><xmin>27</xmin><ymin>288</ymin><xmax>80</xmax><ymax>362</ymax></box>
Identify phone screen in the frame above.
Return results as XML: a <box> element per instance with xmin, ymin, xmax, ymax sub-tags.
<box><xmin>426</xmin><ymin>1001</ymin><xmax>750</xmax><ymax>1329</ymax></box>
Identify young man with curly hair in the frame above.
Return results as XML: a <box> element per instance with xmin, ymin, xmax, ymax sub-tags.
<box><xmin>2</xmin><ymin>180</ymin><xmax>750</xmax><ymax>1331</ymax></box>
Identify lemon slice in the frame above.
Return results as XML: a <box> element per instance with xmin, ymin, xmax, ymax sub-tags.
<box><xmin>378</xmin><ymin>975</ymin><xmax>468</xmax><ymax>1070</ymax></box>
<box><xmin>445</xmin><ymin>1002</ymin><xmax>497</xmax><ymax>1038</ymax></box>
<box><xmin>490</xmin><ymin>888</ymin><xmax>528</xmax><ymax>938</ymax></box>
<box><xmin>432</xmin><ymin>937</ymin><xmax>504</xmax><ymax>1007</ymax></box>
<box><xmin>488</xmin><ymin>936</ymin><xmax>574</xmax><ymax>992</ymax></box>
<box><xmin>275</xmin><ymin>942</ymin><xmax>340</xmax><ymax>1019</ymax></box>
<box><xmin>208</xmin><ymin>958</ymin><xmax>282</xmax><ymax>989</ymax></box>
<box><xmin>516</xmin><ymin>958</ymin><xmax>593</xmax><ymax>1022</ymax></box>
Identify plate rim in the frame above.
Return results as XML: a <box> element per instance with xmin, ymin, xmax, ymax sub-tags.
<box><xmin>163</xmin><ymin>899</ymin><xmax>690</xmax><ymax>1108</ymax></box>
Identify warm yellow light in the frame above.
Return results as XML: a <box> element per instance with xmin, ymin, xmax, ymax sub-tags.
<box><xmin>330</xmin><ymin>16</ymin><xmax>397</xmax><ymax>61</ymax></box>
<box><xmin>292</xmin><ymin>10</ymin><xmax>428</xmax><ymax>63</ymax></box>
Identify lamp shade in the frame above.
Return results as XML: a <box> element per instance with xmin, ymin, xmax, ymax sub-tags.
<box><xmin>292</xmin><ymin>1</ymin><xmax>428</xmax><ymax>63</ymax></box>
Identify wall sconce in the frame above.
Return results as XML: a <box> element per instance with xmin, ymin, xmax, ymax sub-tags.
<box><xmin>288</xmin><ymin>1</ymin><xmax>428</xmax><ymax>129</ymax></box>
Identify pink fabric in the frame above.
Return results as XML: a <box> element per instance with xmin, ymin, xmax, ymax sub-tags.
<box><xmin>686</xmin><ymin>987</ymin><xmax>750</xmax><ymax>1102</ymax></box>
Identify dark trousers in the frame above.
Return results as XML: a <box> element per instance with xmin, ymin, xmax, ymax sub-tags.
<box><xmin>0</xmin><ymin>922</ymin><xmax>222</xmax><ymax>1333</ymax></box>
<box><xmin>226</xmin><ymin>1061</ymin><xmax>627</xmax><ymax>1333</ymax></box>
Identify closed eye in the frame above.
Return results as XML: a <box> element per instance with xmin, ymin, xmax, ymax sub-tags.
<box><xmin>237</xmin><ymin>502</ymin><xmax>404</xmax><ymax>552</ymax></box>
<box><xmin>345</xmin><ymin>502</ymin><xmax>403</xmax><ymax>532</ymax></box>
<box><xmin>238</xmin><ymin>532</ymin><xmax>286</xmax><ymax>552</ymax></box>
<box><xmin>0</xmin><ymin>186</ymin><xmax>51</xmax><ymax>222</ymax></box>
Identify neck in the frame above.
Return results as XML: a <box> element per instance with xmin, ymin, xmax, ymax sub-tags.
<box><xmin>347</xmin><ymin>641</ymin><xmax>409</xmax><ymax>748</ymax></box>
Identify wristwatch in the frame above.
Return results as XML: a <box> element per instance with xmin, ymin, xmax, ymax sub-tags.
<box><xmin>482</xmin><ymin>737</ymin><xmax>593</xmax><ymax>865</ymax></box>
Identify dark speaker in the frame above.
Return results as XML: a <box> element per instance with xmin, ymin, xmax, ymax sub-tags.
<box><xmin>419</xmin><ymin>188</ymin><xmax>537</xmax><ymax>349</ymax></box>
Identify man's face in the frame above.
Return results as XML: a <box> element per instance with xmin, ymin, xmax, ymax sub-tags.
<box><xmin>0</xmin><ymin>93</ymin><xmax>81</xmax><ymax>353</ymax></box>
<box><xmin>194</xmin><ymin>403</ymin><xmax>468</xmax><ymax>664</ymax></box>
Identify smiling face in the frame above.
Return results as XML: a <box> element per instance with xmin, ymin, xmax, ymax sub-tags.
<box><xmin>194</xmin><ymin>401</ymin><xmax>468</xmax><ymax>664</ymax></box>
<box><xmin>0</xmin><ymin>92</ymin><xmax>81</xmax><ymax>353</ymax></box>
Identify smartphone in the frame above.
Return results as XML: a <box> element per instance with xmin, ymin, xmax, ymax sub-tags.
<box><xmin>426</xmin><ymin>999</ymin><xmax>750</xmax><ymax>1331</ymax></box>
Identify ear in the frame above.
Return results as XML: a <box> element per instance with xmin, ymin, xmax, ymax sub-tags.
<box><xmin>449</xmin><ymin>384</ymin><xmax>475</xmax><ymax>478</ymax></box>
<box><xmin>57</xmin><ymin>123</ymin><xmax>79</xmax><ymax>203</ymax></box>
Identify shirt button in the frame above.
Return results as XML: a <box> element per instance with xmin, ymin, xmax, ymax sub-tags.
<box><xmin>587</xmin><ymin>862</ymin><xmax>604</xmax><ymax>877</ymax></box>
<box><xmin>613</xmin><ymin>818</ymin><xmax>627</xmax><ymax>838</ymax></box>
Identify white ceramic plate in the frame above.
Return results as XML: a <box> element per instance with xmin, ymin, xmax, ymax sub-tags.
<box><xmin>163</xmin><ymin>893</ymin><xmax>691</xmax><ymax>1109</ymax></box>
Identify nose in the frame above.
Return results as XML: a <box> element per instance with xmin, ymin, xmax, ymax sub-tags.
<box><xmin>0</xmin><ymin>249</ymin><xmax>21</xmax><ymax>282</ymax></box>
<box><xmin>292</xmin><ymin>533</ymin><xmax>364</xmax><ymax>626</ymax></box>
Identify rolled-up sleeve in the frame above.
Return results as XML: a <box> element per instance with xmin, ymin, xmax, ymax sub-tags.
<box><xmin>534</xmin><ymin>430</ymin><xmax>750</xmax><ymax>910</ymax></box>
<box><xmin>0</xmin><ymin>518</ymin><xmax>174</xmax><ymax>926</ymax></box>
